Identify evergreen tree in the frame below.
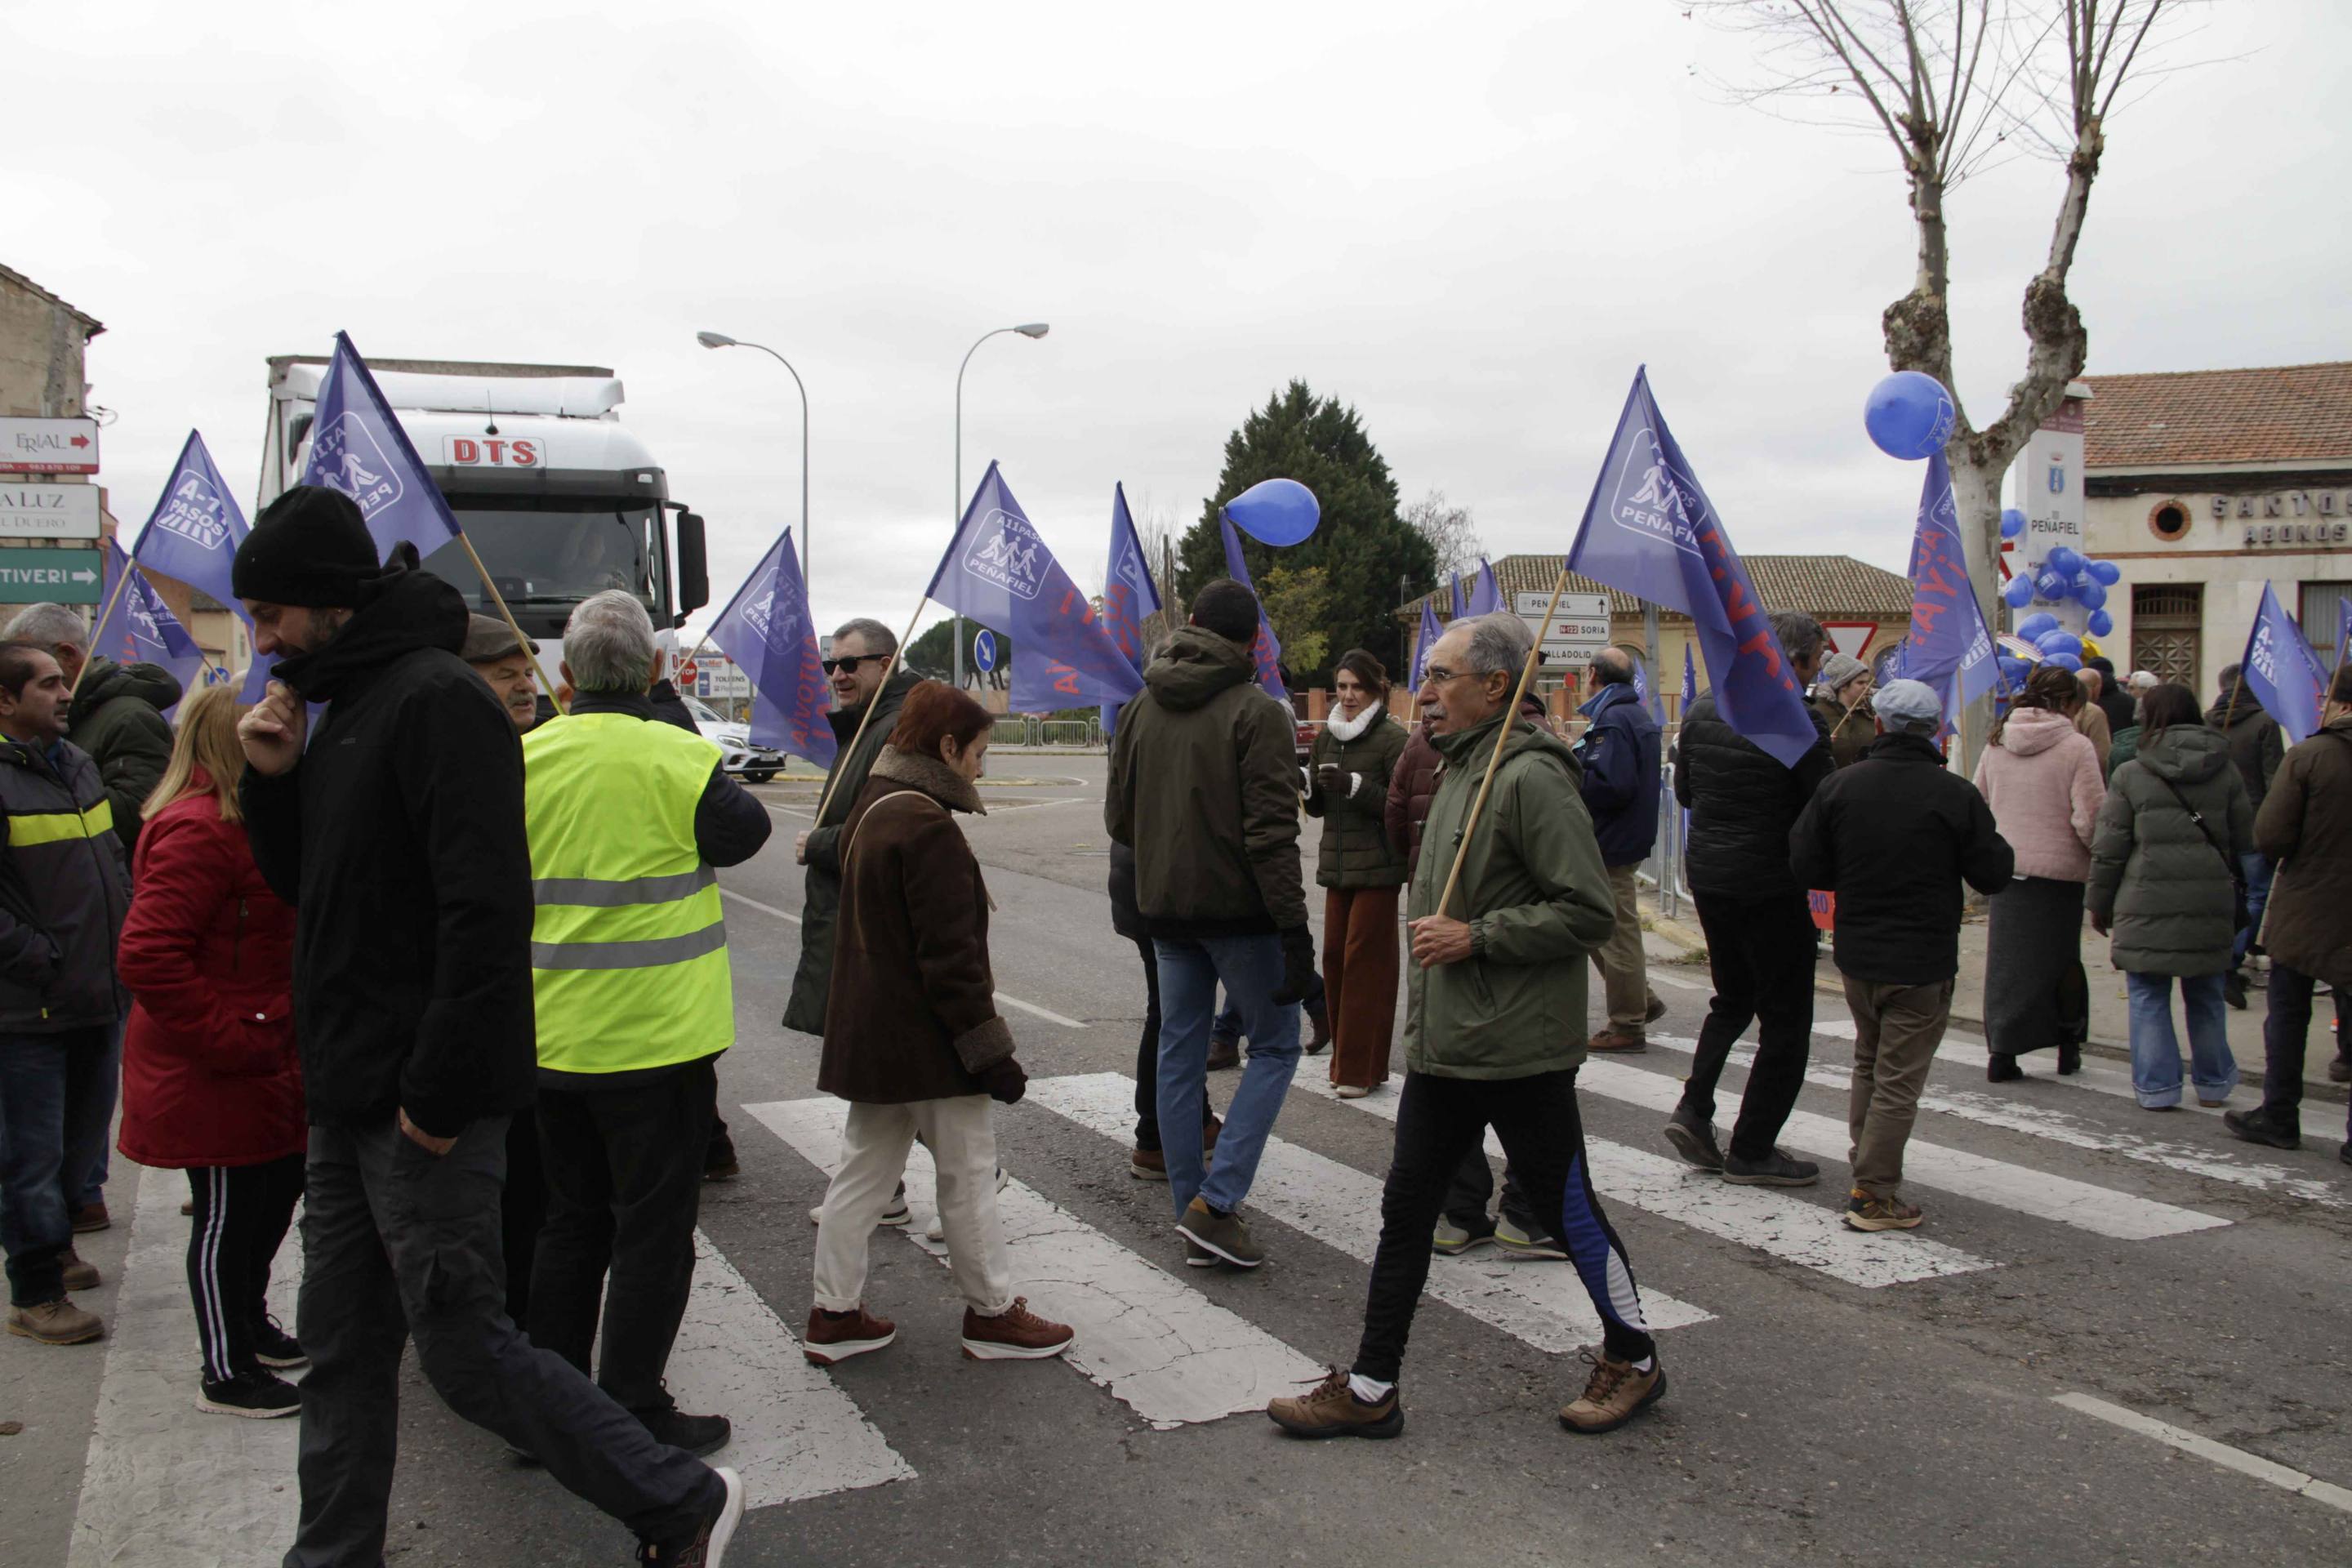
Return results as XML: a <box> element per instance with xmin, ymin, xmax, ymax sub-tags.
<box><xmin>902</xmin><ymin>620</ymin><xmax>1010</xmax><ymax>689</ymax></box>
<box><xmin>1178</xmin><ymin>381</ymin><xmax>1435</xmax><ymax>686</ymax></box>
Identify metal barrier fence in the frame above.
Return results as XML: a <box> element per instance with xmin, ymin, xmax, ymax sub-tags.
<box><xmin>988</xmin><ymin>715</ymin><xmax>1107</xmax><ymax>751</ymax></box>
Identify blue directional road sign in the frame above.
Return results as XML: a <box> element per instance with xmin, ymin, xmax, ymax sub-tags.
<box><xmin>973</xmin><ymin>626</ymin><xmax>998</xmax><ymax>674</ymax></box>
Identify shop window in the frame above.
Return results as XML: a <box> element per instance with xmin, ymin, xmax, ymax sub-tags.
<box><xmin>2147</xmin><ymin>500</ymin><xmax>2192</xmax><ymax>542</ymax></box>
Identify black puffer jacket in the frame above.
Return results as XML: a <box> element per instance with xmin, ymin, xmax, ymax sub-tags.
<box><xmin>241</xmin><ymin>568</ymin><xmax>535</xmax><ymax>1138</ymax></box>
<box><xmin>1305</xmin><ymin>707</ymin><xmax>1409</xmax><ymax>889</ymax></box>
<box><xmin>0</xmin><ymin>737</ymin><xmax>129</xmax><ymax>1031</ymax></box>
<box><xmin>2205</xmin><ymin>697</ymin><xmax>2284</xmax><ymax>813</ymax></box>
<box><xmin>1673</xmin><ymin>692</ymin><xmax>1833</xmax><ymax>899</ymax></box>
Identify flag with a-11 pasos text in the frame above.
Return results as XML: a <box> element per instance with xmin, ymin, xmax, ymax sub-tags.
<box><xmin>92</xmin><ymin>540</ymin><xmax>215</xmax><ymax>718</ymax></box>
<box><xmin>133</xmin><ymin>430</ymin><xmax>249</xmax><ymax>619</ymax></box>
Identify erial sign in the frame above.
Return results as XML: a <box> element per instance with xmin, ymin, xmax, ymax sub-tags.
<box><xmin>0</xmin><ymin>416</ymin><xmax>100</xmax><ymax>474</ymax></box>
<box><xmin>0</xmin><ymin>547</ymin><xmax>104</xmax><ymax>604</ymax></box>
<box><xmin>0</xmin><ymin>483</ymin><xmax>103</xmax><ymax>540</ymax></box>
<box><xmin>1515</xmin><ymin>590</ymin><xmax>1612</xmax><ymax>665</ymax></box>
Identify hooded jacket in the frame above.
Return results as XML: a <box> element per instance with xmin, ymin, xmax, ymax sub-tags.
<box><xmin>1576</xmin><ymin>681</ymin><xmax>1663</xmax><ymax>867</ymax></box>
<box><xmin>2205</xmin><ymin>695</ymin><xmax>2285</xmax><ymax>812</ymax></box>
<box><xmin>1674</xmin><ymin>692</ymin><xmax>1834</xmax><ymax>900</ymax></box>
<box><xmin>2087</xmin><ymin>724</ymin><xmax>2255</xmax><ymax>977</ymax></box>
<box><xmin>784</xmin><ymin>667</ymin><xmax>921</xmax><ymax>1036</ymax></box>
<box><xmin>2252</xmin><ymin>715</ymin><xmax>2352</xmax><ymax>989</ymax></box>
<box><xmin>1972</xmin><ymin>707</ymin><xmax>2105</xmax><ymax>883</ymax></box>
<box><xmin>67</xmin><ymin>657</ymin><xmax>182</xmax><ymax>857</ymax></box>
<box><xmin>1106</xmin><ymin>626</ymin><xmax>1306</xmax><ymax>936</ymax></box>
<box><xmin>1402</xmin><ymin>710</ymin><xmax>1614</xmax><ymax>1077</ymax></box>
<box><xmin>239</xmin><ymin>567</ymin><xmax>536</xmax><ymax>1138</ymax></box>
<box><xmin>1305</xmin><ymin>703</ymin><xmax>1409</xmax><ymax>889</ymax></box>
<box><xmin>0</xmin><ymin>735</ymin><xmax>128</xmax><ymax>1032</ymax></box>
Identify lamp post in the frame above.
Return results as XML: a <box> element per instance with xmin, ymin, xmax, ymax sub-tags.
<box><xmin>954</xmin><ymin>322</ymin><xmax>1049</xmax><ymax>689</ymax></box>
<box><xmin>696</xmin><ymin>331</ymin><xmax>809</xmax><ymax>586</ymax></box>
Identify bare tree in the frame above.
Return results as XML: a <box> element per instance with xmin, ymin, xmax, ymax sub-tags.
<box><xmin>1133</xmin><ymin>491</ymin><xmax>1184</xmax><ymax>653</ymax></box>
<box><xmin>1402</xmin><ymin>489</ymin><xmax>1483</xmax><ymax>584</ymax></box>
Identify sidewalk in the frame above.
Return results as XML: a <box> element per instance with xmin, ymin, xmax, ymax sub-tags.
<box><xmin>1638</xmin><ymin>889</ymin><xmax>2350</xmax><ymax>1102</ymax></box>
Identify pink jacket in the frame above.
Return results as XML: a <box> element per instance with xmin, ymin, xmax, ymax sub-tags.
<box><xmin>1972</xmin><ymin>709</ymin><xmax>2105</xmax><ymax>883</ymax></box>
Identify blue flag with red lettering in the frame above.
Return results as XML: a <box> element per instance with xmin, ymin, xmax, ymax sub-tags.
<box><xmin>1217</xmin><ymin>514</ymin><xmax>1287</xmax><ymax>701</ymax></box>
<box><xmin>708</xmin><ymin>528</ymin><xmax>836</xmax><ymax>769</ymax></box>
<box><xmin>132</xmin><ymin>431</ymin><xmax>248</xmax><ymax>616</ymax></box>
<box><xmin>1464</xmin><ymin>558</ymin><xmax>1503</xmax><ymax>617</ymax></box>
<box><xmin>1895</xmin><ymin>452</ymin><xmax>1998</xmax><ymax>734</ymax></box>
<box><xmin>1565</xmin><ymin>368</ymin><xmax>1818</xmax><ymax>768</ymax></box>
<box><xmin>1099</xmin><ymin>483</ymin><xmax>1160</xmax><ymax>736</ymax></box>
<box><xmin>928</xmin><ymin>463</ymin><xmax>1143</xmax><ymax>715</ymax></box>
<box><xmin>94</xmin><ymin>540</ymin><xmax>216</xmax><ymax>717</ymax></box>
<box><xmin>2238</xmin><ymin>580</ymin><xmax>2330</xmax><ymax>745</ymax></box>
<box><xmin>302</xmin><ymin>332</ymin><xmax>461</xmax><ymax>562</ymax></box>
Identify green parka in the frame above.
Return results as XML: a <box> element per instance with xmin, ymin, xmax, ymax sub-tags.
<box><xmin>1401</xmin><ymin>710</ymin><xmax>1615</xmax><ymax>1079</ymax></box>
<box><xmin>1304</xmin><ymin>706</ymin><xmax>1408</xmax><ymax>889</ymax></box>
<box><xmin>67</xmin><ymin>657</ymin><xmax>181</xmax><ymax>857</ymax></box>
<box><xmin>2087</xmin><ymin>724</ymin><xmax>2255</xmax><ymax>977</ymax></box>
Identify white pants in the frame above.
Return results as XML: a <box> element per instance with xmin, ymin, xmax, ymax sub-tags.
<box><xmin>812</xmin><ymin>1095</ymin><xmax>1013</xmax><ymax>1316</ymax></box>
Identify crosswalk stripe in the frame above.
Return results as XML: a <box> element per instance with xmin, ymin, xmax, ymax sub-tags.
<box><xmin>666</xmin><ymin>1232</ymin><xmax>916</xmax><ymax>1507</ymax></box>
<box><xmin>1575</xmin><ymin>1058</ymin><xmax>2230</xmax><ymax>1240</ymax></box>
<box><xmin>1288</xmin><ymin>1076</ymin><xmax>1993</xmax><ymax>1286</ymax></box>
<box><xmin>1023</xmin><ymin>1073</ymin><xmax>1715</xmax><ymax>1349</ymax></box>
<box><xmin>742</xmin><ymin>1098</ymin><xmax>1322</xmax><ymax>1429</ymax></box>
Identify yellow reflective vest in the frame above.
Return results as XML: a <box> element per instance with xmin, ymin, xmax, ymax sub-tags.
<box><xmin>523</xmin><ymin>712</ymin><xmax>733</xmax><ymax>1073</ymax></box>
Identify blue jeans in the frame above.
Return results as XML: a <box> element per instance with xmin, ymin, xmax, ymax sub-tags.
<box><xmin>66</xmin><ymin>1021</ymin><xmax>122</xmax><ymax>1209</ymax></box>
<box><xmin>1213</xmin><ymin>974</ymin><xmax>1325</xmax><ymax>1042</ymax></box>
<box><xmin>2233</xmin><ymin>854</ymin><xmax>2274</xmax><ymax>968</ymax></box>
<box><xmin>2124</xmin><ymin>973</ymin><xmax>2238</xmax><ymax>1107</ymax></box>
<box><xmin>1154</xmin><ymin>934</ymin><xmax>1300</xmax><ymax>1216</ymax></box>
<box><xmin>0</xmin><ymin>1027</ymin><xmax>116</xmax><ymax>1305</ymax></box>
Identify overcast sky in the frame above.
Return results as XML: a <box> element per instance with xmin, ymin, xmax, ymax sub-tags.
<box><xmin>21</xmin><ymin>1</ymin><xmax>2348</xmax><ymax>644</ymax></box>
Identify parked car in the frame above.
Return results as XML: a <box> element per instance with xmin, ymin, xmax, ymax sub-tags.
<box><xmin>1294</xmin><ymin>715</ymin><xmax>1323</xmax><ymax>766</ymax></box>
<box><xmin>688</xmin><ymin>697</ymin><xmax>786</xmax><ymax>784</ymax></box>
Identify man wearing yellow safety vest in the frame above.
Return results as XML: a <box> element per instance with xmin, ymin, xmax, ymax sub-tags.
<box><xmin>522</xmin><ymin>591</ymin><xmax>771</xmax><ymax>1461</ymax></box>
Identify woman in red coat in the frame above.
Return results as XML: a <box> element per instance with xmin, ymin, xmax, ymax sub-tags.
<box><xmin>116</xmin><ymin>683</ymin><xmax>306</xmax><ymax>1419</ymax></box>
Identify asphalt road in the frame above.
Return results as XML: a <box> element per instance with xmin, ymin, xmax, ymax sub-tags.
<box><xmin>11</xmin><ymin>755</ymin><xmax>2351</xmax><ymax>1566</ymax></box>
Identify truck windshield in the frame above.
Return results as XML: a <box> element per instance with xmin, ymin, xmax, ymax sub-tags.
<box><xmin>425</xmin><ymin>499</ymin><xmax>664</xmax><ymax>615</ymax></box>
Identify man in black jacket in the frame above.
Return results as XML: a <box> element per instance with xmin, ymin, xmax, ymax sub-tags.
<box><xmin>2208</xmin><ymin>664</ymin><xmax>2287</xmax><ymax>1000</ymax></box>
<box><xmin>1789</xmin><ymin>680</ymin><xmax>2014</xmax><ymax>1231</ymax></box>
<box><xmin>234</xmin><ymin>488</ymin><xmax>740</xmax><ymax>1567</ymax></box>
<box><xmin>1664</xmin><ymin>610</ymin><xmax>1836</xmax><ymax>1186</ymax></box>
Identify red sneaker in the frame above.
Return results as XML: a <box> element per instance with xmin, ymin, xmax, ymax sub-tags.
<box><xmin>804</xmin><ymin>1306</ymin><xmax>896</xmax><ymax>1365</ymax></box>
<box><xmin>960</xmin><ymin>1297</ymin><xmax>1074</xmax><ymax>1361</ymax></box>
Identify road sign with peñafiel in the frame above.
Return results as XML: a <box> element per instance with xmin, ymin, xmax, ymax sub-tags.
<box><xmin>1515</xmin><ymin>589</ymin><xmax>1612</xmax><ymax>667</ymax></box>
<box><xmin>0</xmin><ymin>547</ymin><xmax>104</xmax><ymax>604</ymax></box>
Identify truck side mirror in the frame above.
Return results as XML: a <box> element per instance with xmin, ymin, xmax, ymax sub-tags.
<box><xmin>675</xmin><ymin>511</ymin><xmax>710</xmax><ymax>621</ymax></box>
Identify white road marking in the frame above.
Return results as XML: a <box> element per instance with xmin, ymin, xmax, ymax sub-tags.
<box><xmin>666</xmin><ymin>1232</ymin><xmax>914</xmax><ymax>1507</ymax></box>
<box><xmin>1648</xmin><ymin>968</ymin><xmax>1713</xmax><ymax>992</ymax></box>
<box><xmin>742</xmin><ymin>1098</ymin><xmax>1321</xmax><ymax>1429</ymax></box>
<box><xmin>2051</xmin><ymin>1393</ymin><xmax>2352</xmax><ymax>1515</ymax></box>
<box><xmin>1291</xmin><ymin>1076</ymin><xmax>1992</xmax><ymax>1287</ymax></box>
<box><xmin>1024</xmin><ymin>1074</ymin><xmax>1714</xmax><ymax>1348</ymax></box>
<box><xmin>761</xmin><ymin>803</ymin><xmax>817</xmax><ymax>822</ymax></box>
<box><xmin>720</xmin><ymin>886</ymin><xmax>1084</xmax><ymax>1027</ymax></box>
<box><xmin>69</xmin><ymin>1161</ymin><xmax>301</xmax><ymax>1567</ymax></box>
<box><xmin>1576</xmin><ymin>1059</ymin><xmax>2229</xmax><ymax>1241</ymax></box>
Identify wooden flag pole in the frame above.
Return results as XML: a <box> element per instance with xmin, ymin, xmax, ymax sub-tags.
<box><xmin>455</xmin><ymin>532</ymin><xmax>566</xmax><ymax>716</ymax></box>
<box><xmin>809</xmin><ymin>595</ymin><xmax>932</xmax><ymax>827</ymax></box>
<box><xmin>68</xmin><ymin>564</ymin><xmax>140</xmax><ymax>700</ymax></box>
<box><xmin>1433</xmin><ymin>568</ymin><xmax>1575</xmax><ymax>921</ymax></box>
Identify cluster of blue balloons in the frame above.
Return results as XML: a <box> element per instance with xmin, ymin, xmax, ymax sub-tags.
<box><xmin>1999</xmin><ymin>511</ymin><xmax>2121</xmax><ymax>635</ymax></box>
<box><xmin>2006</xmin><ymin>611</ymin><xmax>2090</xmax><ymax>675</ymax></box>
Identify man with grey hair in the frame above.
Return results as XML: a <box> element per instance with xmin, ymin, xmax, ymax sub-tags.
<box><xmin>1790</xmin><ymin>679</ymin><xmax>2012</xmax><ymax>1231</ymax></box>
<box><xmin>1271</xmin><ymin>612</ymin><xmax>1664</xmax><ymax>1440</ymax></box>
<box><xmin>1664</xmin><ymin>608</ymin><xmax>1835</xmax><ymax>1185</ymax></box>
<box><xmin>522</xmin><ymin>590</ymin><xmax>770</xmax><ymax>1458</ymax></box>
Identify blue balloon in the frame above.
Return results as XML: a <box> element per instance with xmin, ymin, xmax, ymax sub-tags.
<box><xmin>2001</xmin><ymin>507</ymin><xmax>2027</xmax><ymax>540</ymax></box>
<box><xmin>2003</xmin><ymin>577</ymin><xmax>2035</xmax><ymax>609</ymax></box>
<box><xmin>1863</xmin><ymin>371</ymin><xmax>1957</xmax><ymax>461</ymax></box>
<box><xmin>2034</xmin><ymin>568</ymin><xmax>2069</xmax><ymax>601</ymax></box>
<box><xmin>2076</xmin><ymin>581</ymin><xmax>2108</xmax><ymax>612</ymax></box>
<box><xmin>2035</xmin><ymin>630</ymin><xmax>2082</xmax><ymax>659</ymax></box>
<box><xmin>2087</xmin><ymin>608</ymin><xmax>2114</xmax><ymax>637</ymax></box>
<box><xmin>2045</xmin><ymin>651</ymin><xmax>2082</xmax><ymax>672</ymax></box>
<box><xmin>2088</xmin><ymin>559</ymin><xmax>2122</xmax><ymax>586</ymax></box>
<box><xmin>2016</xmin><ymin>612</ymin><xmax>2060</xmax><ymax>641</ymax></box>
<box><xmin>1998</xmin><ymin>656</ymin><xmax>2034</xmax><ymax>686</ymax></box>
<box><xmin>2045</xmin><ymin>546</ymin><xmax>2081</xmax><ymax>577</ymax></box>
<box><xmin>1222</xmin><ymin>478</ymin><xmax>1321</xmax><ymax>546</ymax></box>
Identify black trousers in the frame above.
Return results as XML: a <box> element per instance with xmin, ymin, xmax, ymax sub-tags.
<box><xmin>1354</xmin><ymin>1069</ymin><xmax>1655</xmax><ymax>1382</ymax></box>
<box><xmin>1682</xmin><ymin>889</ymin><xmax>1819</xmax><ymax>1160</ymax></box>
<box><xmin>500</xmin><ymin>1112</ymin><xmax>546</xmax><ymax>1329</ymax></box>
<box><xmin>186</xmin><ymin>1153</ymin><xmax>305</xmax><ymax>1383</ymax></box>
<box><xmin>1441</xmin><ymin>1147</ymin><xmax>1541</xmax><ymax>1236</ymax></box>
<box><xmin>529</xmin><ymin>1057</ymin><xmax>716</xmax><ymax>1415</ymax></box>
<box><xmin>1130</xmin><ymin>937</ymin><xmax>1218</xmax><ymax>1152</ymax></box>
<box><xmin>2258</xmin><ymin>964</ymin><xmax>2352</xmax><ymax>1141</ymax></box>
<box><xmin>287</xmin><ymin>1116</ymin><xmax>716</xmax><ymax>1566</ymax></box>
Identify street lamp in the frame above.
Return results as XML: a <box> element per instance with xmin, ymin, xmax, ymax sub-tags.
<box><xmin>697</xmin><ymin>330</ymin><xmax>811</xmax><ymax>587</ymax></box>
<box><xmin>953</xmin><ymin>323</ymin><xmax>1049</xmax><ymax>688</ymax></box>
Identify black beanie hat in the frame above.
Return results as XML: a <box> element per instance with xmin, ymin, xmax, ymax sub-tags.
<box><xmin>230</xmin><ymin>485</ymin><xmax>383</xmax><ymax>608</ymax></box>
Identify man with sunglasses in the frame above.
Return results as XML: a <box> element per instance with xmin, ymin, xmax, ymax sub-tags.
<box><xmin>783</xmin><ymin>620</ymin><xmax>922</xmax><ymax>1039</ymax></box>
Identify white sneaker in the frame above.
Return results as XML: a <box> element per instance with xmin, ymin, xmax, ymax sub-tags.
<box><xmin>809</xmin><ymin>1192</ymin><xmax>911</xmax><ymax>1228</ymax></box>
<box><xmin>925</xmin><ymin>1168</ymin><xmax>1009</xmax><ymax>1242</ymax></box>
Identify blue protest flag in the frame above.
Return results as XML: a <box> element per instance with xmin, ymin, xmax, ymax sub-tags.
<box><xmin>1410</xmin><ymin>599</ymin><xmax>1441</xmax><ymax>688</ymax></box>
<box><xmin>707</xmin><ymin>527</ymin><xmax>837</xmax><ymax>769</ymax></box>
<box><xmin>1464</xmin><ymin>558</ymin><xmax>1503</xmax><ymax>617</ymax></box>
<box><xmin>1682</xmin><ymin>639</ymin><xmax>1698</xmax><ymax>712</ymax></box>
<box><xmin>301</xmin><ymin>332</ymin><xmax>462</xmax><ymax>562</ymax></box>
<box><xmin>2337</xmin><ymin>597</ymin><xmax>2352</xmax><ymax>681</ymax></box>
<box><xmin>1216</xmin><ymin>513</ymin><xmax>1287</xmax><ymax>701</ymax></box>
<box><xmin>927</xmin><ymin>462</ymin><xmax>1144</xmax><ymax>715</ymax></box>
<box><xmin>1450</xmin><ymin>575</ymin><xmax>1466</xmax><ymax>621</ymax></box>
<box><xmin>2237</xmin><ymin>581</ymin><xmax>2329</xmax><ymax>744</ymax></box>
<box><xmin>94</xmin><ymin>541</ymin><xmax>214</xmax><ymax>715</ymax></box>
<box><xmin>1565</xmin><ymin>368</ymin><xmax>1818</xmax><ymax>768</ymax></box>
<box><xmin>1894</xmin><ymin>452</ymin><xmax>1998</xmax><ymax>734</ymax></box>
<box><xmin>132</xmin><ymin>431</ymin><xmax>248</xmax><ymax>616</ymax></box>
<box><xmin>1098</xmin><ymin>483</ymin><xmax>1161</xmax><ymax>736</ymax></box>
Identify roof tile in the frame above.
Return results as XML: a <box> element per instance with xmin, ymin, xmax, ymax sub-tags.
<box><xmin>1403</xmin><ymin>554</ymin><xmax>1914</xmax><ymax>620</ymax></box>
<box><xmin>2082</xmin><ymin>363</ymin><xmax>2352</xmax><ymax>470</ymax></box>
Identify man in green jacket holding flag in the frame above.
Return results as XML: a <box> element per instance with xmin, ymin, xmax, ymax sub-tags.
<box><xmin>1268</xmin><ymin>612</ymin><xmax>1664</xmax><ymax>1441</ymax></box>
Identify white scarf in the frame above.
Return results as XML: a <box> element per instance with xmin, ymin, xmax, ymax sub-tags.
<box><xmin>1326</xmin><ymin>702</ymin><xmax>1382</xmax><ymax>743</ymax></box>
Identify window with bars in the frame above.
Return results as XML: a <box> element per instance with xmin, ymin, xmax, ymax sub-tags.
<box><xmin>2303</xmin><ymin>581</ymin><xmax>2351</xmax><ymax>668</ymax></box>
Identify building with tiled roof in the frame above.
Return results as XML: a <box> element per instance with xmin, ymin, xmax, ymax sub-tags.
<box><xmin>2075</xmin><ymin>361</ymin><xmax>2352</xmax><ymax>693</ymax></box>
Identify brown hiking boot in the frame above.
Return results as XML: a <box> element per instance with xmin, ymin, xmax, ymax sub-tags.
<box><xmin>61</xmin><ymin>1249</ymin><xmax>100</xmax><ymax>1293</ymax></box>
<box><xmin>1178</xmin><ymin>1197</ymin><xmax>1263</xmax><ymax>1267</ymax></box>
<box><xmin>961</xmin><ymin>1297</ymin><xmax>1074</xmax><ymax>1361</ymax></box>
<box><xmin>1558</xmin><ymin>1350</ymin><xmax>1665</xmax><ymax>1434</ymax></box>
<box><xmin>8</xmin><ymin>1298</ymin><xmax>104</xmax><ymax>1346</ymax></box>
<box><xmin>1587</xmin><ymin>1029</ymin><xmax>1647</xmax><ymax>1054</ymax></box>
<box><xmin>803</xmin><ymin>1305</ymin><xmax>896</xmax><ymax>1366</ymax></box>
<box><xmin>1843</xmin><ymin>1190</ymin><xmax>1924</xmax><ymax>1232</ymax></box>
<box><xmin>1644</xmin><ymin>992</ymin><xmax>1667</xmax><ymax>1025</ymax></box>
<box><xmin>1129</xmin><ymin>1146</ymin><xmax>1169</xmax><ymax>1180</ymax></box>
<box><xmin>72</xmin><ymin>1201</ymin><xmax>110</xmax><ymax>1234</ymax></box>
<box><xmin>1206</xmin><ymin>1034</ymin><xmax>1241</xmax><ymax>1071</ymax></box>
<box><xmin>1267</xmin><ymin>1368</ymin><xmax>1403</xmax><ymax>1440</ymax></box>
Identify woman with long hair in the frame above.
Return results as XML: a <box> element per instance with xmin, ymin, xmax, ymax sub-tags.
<box><xmin>1974</xmin><ymin>665</ymin><xmax>2107</xmax><ymax>1081</ymax></box>
<box><xmin>803</xmin><ymin>680</ymin><xmax>1073</xmax><ymax>1366</ymax></box>
<box><xmin>1305</xmin><ymin>649</ymin><xmax>1410</xmax><ymax>1097</ymax></box>
<box><xmin>115</xmin><ymin>682</ymin><xmax>306</xmax><ymax>1417</ymax></box>
<box><xmin>2087</xmin><ymin>683</ymin><xmax>2254</xmax><ymax>1110</ymax></box>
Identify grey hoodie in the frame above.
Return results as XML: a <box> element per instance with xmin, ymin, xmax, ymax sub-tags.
<box><xmin>2087</xmin><ymin>724</ymin><xmax>2255</xmax><ymax>976</ymax></box>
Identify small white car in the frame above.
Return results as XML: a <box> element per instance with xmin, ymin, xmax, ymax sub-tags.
<box><xmin>688</xmin><ymin>697</ymin><xmax>786</xmax><ymax>785</ymax></box>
